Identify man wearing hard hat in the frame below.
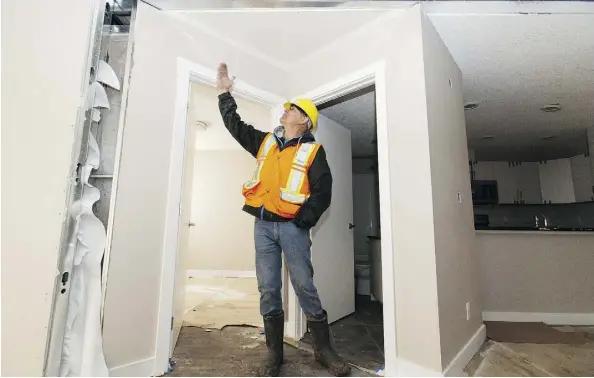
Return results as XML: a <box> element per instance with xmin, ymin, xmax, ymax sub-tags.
<box><xmin>216</xmin><ymin>63</ymin><xmax>350</xmax><ymax>377</ymax></box>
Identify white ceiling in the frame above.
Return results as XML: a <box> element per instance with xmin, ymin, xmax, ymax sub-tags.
<box><xmin>320</xmin><ymin>91</ymin><xmax>376</xmax><ymax>157</ymax></box>
<box><xmin>168</xmin><ymin>9</ymin><xmax>395</xmax><ymax>70</ymax></box>
<box><xmin>158</xmin><ymin>3</ymin><xmax>594</xmax><ymax>161</ymax></box>
<box><xmin>146</xmin><ymin>0</ymin><xmax>416</xmax><ymax>11</ymax></box>
<box><xmin>430</xmin><ymin>13</ymin><xmax>594</xmax><ymax>161</ymax></box>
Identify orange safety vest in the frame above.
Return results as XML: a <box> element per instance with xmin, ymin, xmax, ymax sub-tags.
<box><xmin>242</xmin><ymin>133</ymin><xmax>321</xmax><ymax>218</ymax></box>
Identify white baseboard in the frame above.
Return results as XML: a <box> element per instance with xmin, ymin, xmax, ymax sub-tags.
<box><xmin>483</xmin><ymin>311</ymin><xmax>594</xmax><ymax>326</ymax></box>
<box><xmin>187</xmin><ymin>269</ymin><xmax>257</xmax><ymax>278</ymax></box>
<box><xmin>109</xmin><ymin>356</ymin><xmax>155</xmax><ymax>377</ymax></box>
<box><xmin>394</xmin><ymin>358</ymin><xmax>442</xmax><ymax>377</ymax></box>
<box><xmin>392</xmin><ymin>324</ymin><xmax>487</xmax><ymax>377</ymax></box>
<box><xmin>443</xmin><ymin>324</ymin><xmax>486</xmax><ymax>377</ymax></box>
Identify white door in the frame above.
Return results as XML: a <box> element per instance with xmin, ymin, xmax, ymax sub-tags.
<box><xmin>310</xmin><ymin>115</ymin><xmax>355</xmax><ymax>324</ymax></box>
<box><xmin>170</xmin><ymin>112</ymin><xmax>197</xmax><ymax>353</ymax></box>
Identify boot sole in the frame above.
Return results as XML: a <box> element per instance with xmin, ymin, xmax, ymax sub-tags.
<box><xmin>315</xmin><ymin>358</ymin><xmax>351</xmax><ymax>377</ymax></box>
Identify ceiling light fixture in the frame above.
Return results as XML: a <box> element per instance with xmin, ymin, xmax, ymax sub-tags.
<box><xmin>464</xmin><ymin>102</ymin><xmax>480</xmax><ymax>110</ymax></box>
<box><xmin>540</xmin><ymin>103</ymin><xmax>562</xmax><ymax>112</ymax></box>
<box><xmin>196</xmin><ymin>120</ymin><xmax>210</xmax><ymax>130</ymax></box>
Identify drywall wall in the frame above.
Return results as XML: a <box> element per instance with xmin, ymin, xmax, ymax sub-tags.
<box><xmin>1</xmin><ymin>1</ymin><xmax>97</xmax><ymax>375</ymax></box>
<box><xmin>421</xmin><ymin>11</ymin><xmax>483</xmax><ymax>369</ymax></box>
<box><xmin>190</xmin><ymin>150</ymin><xmax>257</xmax><ymax>271</ymax></box>
<box><xmin>289</xmin><ymin>6</ymin><xmax>478</xmax><ymax>373</ymax></box>
<box><xmin>476</xmin><ymin>231</ymin><xmax>594</xmax><ymax>313</ymax></box>
<box><xmin>101</xmin><ymin>3</ymin><xmax>287</xmax><ymax>372</ymax></box>
<box><xmin>187</xmin><ymin>82</ymin><xmax>272</xmax><ymax>272</ymax></box>
<box><xmin>190</xmin><ymin>83</ymin><xmax>272</xmax><ymax>151</ymax></box>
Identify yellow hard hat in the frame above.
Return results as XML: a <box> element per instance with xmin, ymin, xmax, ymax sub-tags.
<box><xmin>284</xmin><ymin>98</ymin><xmax>319</xmax><ymax>131</ymax></box>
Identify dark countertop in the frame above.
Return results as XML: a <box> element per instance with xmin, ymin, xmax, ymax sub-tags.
<box><xmin>475</xmin><ymin>226</ymin><xmax>594</xmax><ymax>232</ymax></box>
<box><xmin>474</xmin><ymin>201</ymin><xmax>594</xmax><ymax>207</ymax></box>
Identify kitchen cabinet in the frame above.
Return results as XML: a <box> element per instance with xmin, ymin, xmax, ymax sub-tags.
<box><xmin>473</xmin><ymin>161</ymin><xmax>543</xmax><ymax>204</ymax></box>
<box><xmin>570</xmin><ymin>154</ymin><xmax>594</xmax><ymax>202</ymax></box>
<box><xmin>474</xmin><ymin>162</ymin><xmax>506</xmax><ymax>202</ymax></box>
<box><xmin>472</xmin><ymin>157</ymin><xmax>592</xmax><ymax>205</ymax></box>
<box><xmin>513</xmin><ymin>162</ymin><xmax>542</xmax><ymax>204</ymax></box>
<box><xmin>538</xmin><ymin>159</ymin><xmax>576</xmax><ymax>203</ymax></box>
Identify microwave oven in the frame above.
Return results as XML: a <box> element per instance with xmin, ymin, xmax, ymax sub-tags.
<box><xmin>471</xmin><ymin>180</ymin><xmax>499</xmax><ymax>205</ymax></box>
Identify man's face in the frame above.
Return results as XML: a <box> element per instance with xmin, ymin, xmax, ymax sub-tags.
<box><xmin>280</xmin><ymin>104</ymin><xmax>307</xmax><ymax>127</ymax></box>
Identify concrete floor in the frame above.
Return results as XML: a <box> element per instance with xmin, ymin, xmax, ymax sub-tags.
<box><xmin>169</xmin><ymin>276</ymin><xmax>374</xmax><ymax>376</ymax></box>
<box><xmin>464</xmin><ymin>326</ymin><xmax>594</xmax><ymax>377</ymax></box>
<box><xmin>175</xmin><ymin>277</ymin><xmax>594</xmax><ymax>377</ymax></box>
<box><xmin>301</xmin><ymin>295</ymin><xmax>384</xmax><ymax>371</ymax></box>
<box><xmin>184</xmin><ymin>276</ymin><xmax>262</xmax><ymax>329</ymax></box>
<box><xmin>166</xmin><ymin>326</ymin><xmax>373</xmax><ymax>377</ymax></box>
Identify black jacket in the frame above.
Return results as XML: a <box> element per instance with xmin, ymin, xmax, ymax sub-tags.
<box><xmin>218</xmin><ymin>92</ymin><xmax>332</xmax><ymax>229</ymax></box>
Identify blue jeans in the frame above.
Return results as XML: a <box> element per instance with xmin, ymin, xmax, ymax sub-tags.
<box><xmin>254</xmin><ymin>218</ymin><xmax>324</xmax><ymax>319</ymax></box>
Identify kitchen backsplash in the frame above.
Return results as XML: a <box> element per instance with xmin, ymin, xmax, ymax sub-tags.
<box><xmin>474</xmin><ymin>202</ymin><xmax>594</xmax><ymax>229</ymax></box>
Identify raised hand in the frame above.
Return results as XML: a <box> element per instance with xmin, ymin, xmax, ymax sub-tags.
<box><xmin>217</xmin><ymin>63</ymin><xmax>236</xmax><ymax>94</ymax></box>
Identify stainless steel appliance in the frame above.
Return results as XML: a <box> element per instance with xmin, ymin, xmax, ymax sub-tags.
<box><xmin>471</xmin><ymin>180</ymin><xmax>499</xmax><ymax>205</ymax></box>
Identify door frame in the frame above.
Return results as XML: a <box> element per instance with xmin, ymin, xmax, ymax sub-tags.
<box><xmin>286</xmin><ymin>61</ymin><xmax>398</xmax><ymax>375</ymax></box>
<box><xmin>154</xmin><ymin>57</ymin><xmax>285</xmax><ymax>375</ymax></box>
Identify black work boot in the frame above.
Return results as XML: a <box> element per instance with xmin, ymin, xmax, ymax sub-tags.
<box><xmin>257</xmin><ymin>311</ymin><xmax>284</xmax><ymax>377</ymax></box>
<box><xmin>307</xmin><ymin>311</ymin><xmax>351</xmax><ymax>377</ymax></box>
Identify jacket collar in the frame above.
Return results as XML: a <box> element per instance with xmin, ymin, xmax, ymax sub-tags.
<box><xmin>273</xmin><ymin>126</ymin><xmax>315</xmax><ymax>150</ymax></box>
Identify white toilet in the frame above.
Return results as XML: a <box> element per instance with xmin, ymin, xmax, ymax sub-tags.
<box><xmin>355</xmin><ymin>255</ymin><xmax>371</xmax><ymax>296</ymax></box>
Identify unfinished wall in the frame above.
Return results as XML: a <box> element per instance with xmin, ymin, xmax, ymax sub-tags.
<box><xmin>420</xmin><ymin>11</ymin><xmax>483</xmax><ymax>370</ymax></box>
<box><xmin>101</xmin><ymin>3</ymin><xmax>286</xmax><ymax>372</ymax></box>
<box><xmin>477</xmin><ymin>232</ymin><xmax>594</xmax><ymax>314</ymax></box>
<box><xmin>1</xmin><ymin>1</ymin><xmax>97</xmax><ymax>375</ymax></box>
<box><xmin>92</xmin><ymin>33</ymin><xmax>131</xmax><ymax>226</ymax></box>
<box><xmin>187</xmin><ymin>83</ymin><xmax>271</xmax><ymax>272</ymax></box>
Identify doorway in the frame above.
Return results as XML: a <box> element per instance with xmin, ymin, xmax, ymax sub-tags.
<box><xmin>297</xmin><ymin>85</ymin><xmax>386</xmax><ymax>372</ymax></box>
<box><xmin>159</xmin><ymin>59</ymin><xmax>396</xmax><ymax>375</ymax></box>
<box><xmin>180</xmin><ymin>82</ymin><xmax>268</xmax><ymax>333</ymax></box>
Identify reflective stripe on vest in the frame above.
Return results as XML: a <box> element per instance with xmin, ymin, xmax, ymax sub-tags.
<box><xmin>243</xmin><ymin>134</ymin><xmax>277</xmax><ymax>190</ymax></box>
<box><xmin>280</xmin><ymin>142</ymin><xmax>318</xmax><ymax>204</ymax></box>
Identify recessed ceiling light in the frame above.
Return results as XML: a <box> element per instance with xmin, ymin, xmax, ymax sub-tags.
<box><xmin>480</xmin><ymin>136</ymin><xmax>495</xmax><ymax>141</ymax></box>
<box><xmin>540</xmin><ymin>135</ymin><xmax>556</xmax><ymax>141</ymax></box>
<box><xmin>464</xmin><ymin>102</ymin><xmax>480</xmax><ymax>110</ymax></box>
<box><xmin>540</xmin><ymin>103</ymin><xmax>562</xmax><ymax>112</ymax></box>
